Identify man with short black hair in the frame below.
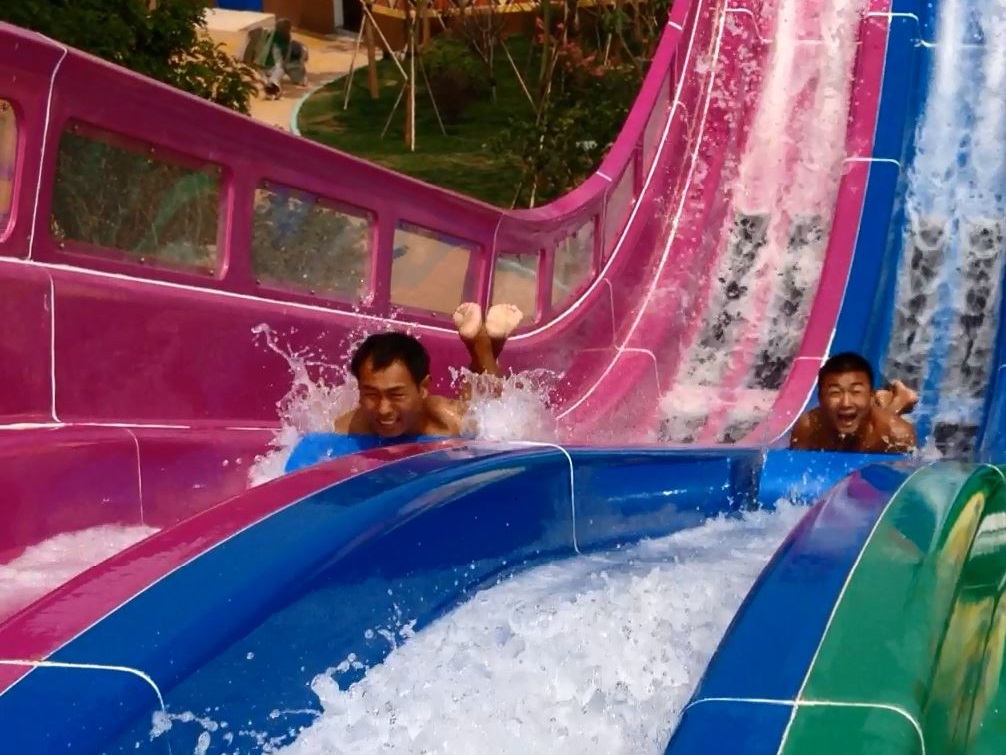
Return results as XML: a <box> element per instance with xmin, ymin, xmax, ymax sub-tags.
<box><xmin>789</xmin><ymin>351</ymin><xmax>918</xmax><ymax>453</ymax></box>
<box><xmin>333</xmin><ymin>302</ymin><xmax>522</xmax><ymax>438</ymax></box>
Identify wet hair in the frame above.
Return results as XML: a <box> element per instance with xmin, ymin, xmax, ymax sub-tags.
<box><xmin>350</xmin><ymin>332</ymin><xmax>431</xmax><ymax>385</ymax></box>
<box><xmin>818</xmin><ymin>351</ymin><xmax>874</xmax><ymax>389</ymax></box>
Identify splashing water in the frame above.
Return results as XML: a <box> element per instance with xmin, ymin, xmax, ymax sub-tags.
<box><xmin>661</xmin><ymin>0</ymin><xmax>867</xmax><ymax>441</ymax></box>
<box><xmin>452</xmin><ymin>366</ymin><xmax>561</xmax><ymax>443</ymax></box>
<box><xmin>247</xmin><ymin>324</ymin><xmax>359</xmax><ymax>485</ymax></box>
<box><xmin>884</xmin><ymin>0</ymin><xmax>1006</xmax><ymax>455</ymax></box>
<box><xmin>247</xmin><ymin>325</ymin><xmax>561</xmax><ymax>486</ymax></box>
<box><xmin>0</xmin><ymin>524</ymin><xmax>159</xmax><ymax>618</ymax></box>
<box><xmin>270</xmin><ymin>502</ymin><xmax>806</xmax><ymax>755</ymax></box>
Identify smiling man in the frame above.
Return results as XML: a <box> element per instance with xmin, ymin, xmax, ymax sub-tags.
<box><xmin>333</xmin><ymin>302</ymin><xmax>522</xmax><ymax>439</ymax></box>
<box><xmin>789</xmin><ymin>352</ymin><xmax>918</xmax><ymax>454</ymax></box>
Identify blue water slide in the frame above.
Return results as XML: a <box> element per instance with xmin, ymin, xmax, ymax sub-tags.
<box><xmin>7</xmin><ymin>2</ymin><xmax>993</xmax><ymax>752</ymax></box>
<box><xmin>789</xmin><ymin>0</ymin><xmax>923</xmax><ymax>428</ymax></box>
<box><xmin>658</xmin><ymin>2</ymin><xmax>935</xmax><ymax>749</ymax></box>
<box><xmin>828</xmin><ymin>1</ymin><xmax>927</xmax><ymax>366</ymax></box>
<box><xmin>832</xmin><ymin>0</ymin><xmax>1006</xmax><ymax>454</ymax></box>
<box><xmin>1</xmin><ymin>442</ymin><xmax>878</xmax><ymax>754</ymax></box>
<box><xmin>663</xmin><ymin>459</ymin><xmax>915</xmax><ymax>754</ymax></box>
<box><xmin>978</xmin><ymin>334</ymin><xmax>1006</xmax><ymax>458</ymax></box>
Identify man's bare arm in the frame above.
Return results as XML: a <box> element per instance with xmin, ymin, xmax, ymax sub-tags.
<box><xmin>881</xmin><ymin>415</ymin><xmax>917</xmax><ymax>453</ymax></box>
<box><xmin>883</xmin><ymin>380</ymin><xmax>919</xmax><ymax>416</ymax></box>
<box><xmin>426</xmin><ymin>396</ymin><xmax>467</xmax><ymax>436</ymax></box>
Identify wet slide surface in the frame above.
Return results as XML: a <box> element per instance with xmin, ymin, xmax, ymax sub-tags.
<box><xmin>2</xmin><ymin>0</ymin><xmax>1006</xmax><ymax>749</ymax></box>
<box><xmin>0</xmin><ymin>0</ymin><xmax>889</xmax><ymax>446</ymax></box>
<box><xmin>832</xmin><ymin>0</ymin><xmax>1006</xmax><ymax>458</ymax></box>
<box><xmin>552</xmin><ymin>0</ymin><xmax>891</xmax><ymax>444</ymax></box>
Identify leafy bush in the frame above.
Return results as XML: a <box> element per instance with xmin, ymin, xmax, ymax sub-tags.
<box><xmin>422</xmin><ymin>34</ymin><xmax>490</xmax><ymax>124</ymax></box>
<box><xmin>3</xmin><ymin>0</ymin><xmax>258</xmax><ymax>114</ymax></box>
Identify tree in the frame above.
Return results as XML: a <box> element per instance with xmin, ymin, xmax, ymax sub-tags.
<box><xmin>491</xmin><ymin>24</ymin><xmax>643</xmax><ymax>207</ymax></box>
<box><xmin>2</xmin><ymin>0</ymin><xmax>257</xmax><ymax>114</ymax></box>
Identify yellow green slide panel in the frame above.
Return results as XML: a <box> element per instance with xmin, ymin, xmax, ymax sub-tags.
<box><xmin>780</xmin><ymin>462</ymin><xmax>1006</xmax><ymax>755</ymax></box>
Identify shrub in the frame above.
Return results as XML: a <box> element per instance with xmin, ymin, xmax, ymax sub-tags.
<box><xmin>3</xmin><ymin>0</ymin><xmax>258</xmax><ymax>114</ymax></box>
<box><xmin>422</xmin><ymin>35</ymin><xmax>490</xmax><ymax>124</ymax></box>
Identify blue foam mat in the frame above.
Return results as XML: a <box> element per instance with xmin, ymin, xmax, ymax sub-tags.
<box><xmin>285</xmin><ymin>432</ymin><xmax>450</xmax><ymax>473</ymax></box>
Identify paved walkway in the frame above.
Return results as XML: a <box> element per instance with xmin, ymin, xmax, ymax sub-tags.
<box><xmin>248</xmin><ymin>30</ymin><xmax>360</xmax><ymax>132</ymax></box>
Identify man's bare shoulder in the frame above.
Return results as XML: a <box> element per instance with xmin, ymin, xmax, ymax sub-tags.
<box><xmin>795</xmin><ymin>408</ymin><xmax>822</xmax><ymax>429</ymax></box>
<box><xmin>425</xmin><ymin>395</ymin><xmax>465</xmax><ymax>436</ymax></box>
<box><xmin>333</xmin><ymin>409</ymin><xmax>367</xmax><ymax>434</ymax></box>
<box><xmin>333</xmin><ymin>410</ymin><xmax>352</xmax><ymax>434</ymax></box>
<box><xmin>789</xmin><ymin>408</ymin><xmax>822</xmax><ymax>449</ymax></box>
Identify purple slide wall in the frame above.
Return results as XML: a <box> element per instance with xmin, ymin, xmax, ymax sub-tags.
<box><xmin>0</xmin><ymin>0</ymin><xmax>890</xmax><ymax>619</ymax></box>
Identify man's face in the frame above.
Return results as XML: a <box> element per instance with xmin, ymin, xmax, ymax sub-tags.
<box><xmin>819</xmin><ymin>370</ymin><xmax>873</xmax><ymax>436</ymax></box>
<box><xmin>357</xmin><ymin>358</ymin><xmax>429</xmax><ymax>438</ymax></box>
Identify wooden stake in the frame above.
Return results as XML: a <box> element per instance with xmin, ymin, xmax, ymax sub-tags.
<box><xmin>365</xmin><ymin>9</ymin><xmax>379</xmax><ymax>99</ymax></box>
<box><xmin>405</xmin><ymin>9</ymin><xmax>416</xmax><ymax>150</ymax></box>
<box><xmin>343</xmin><ymin>23</ymin><xmax>366</xmax><ymax>110</ymax></box>
<box><xmin>418</xmin><ymin>55</ymin><xmax>447</xmax><ymax>135</ymax></box>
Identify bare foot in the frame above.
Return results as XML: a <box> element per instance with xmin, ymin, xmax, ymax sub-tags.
<box><xmin>485</xmin><ymin>303</ymin><xmax>524</xmax><ymax>341</ymax></box>
<box><xmin>453</xmin><ymin>302</ymin><xmax>484</xmax><ymax>341</ymax></box>
<box><xmin>889</xmin><ymin>379</ymin><xmax>919</xmax><ymax>414</ymax></box>
<box><xmin>874</xmin><ymin>380</ymin><xmax>918</xmax><ymax>416</ymax></box>
<box><xmin>890</xmin><ymin>379</ymin><xmax>917</xmax><ymax>401</ymax></box>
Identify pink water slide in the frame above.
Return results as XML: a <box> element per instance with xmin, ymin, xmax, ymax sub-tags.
<box><xmin>0</xmin><ymin>0</ymin><xmax>890</xmax><ymax>617</ymax></box>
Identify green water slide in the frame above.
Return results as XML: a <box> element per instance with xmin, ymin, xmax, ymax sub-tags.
<box><xmin>784</xmin><ymin>463</ymin><xmax>1006</xmax><ymax>754</ymax></box>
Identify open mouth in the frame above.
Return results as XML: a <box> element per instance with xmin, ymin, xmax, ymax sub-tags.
<box><xmin>835</xmin><ymin>411</ymin><xmax>859</xmax><ymax>431</ymax></box>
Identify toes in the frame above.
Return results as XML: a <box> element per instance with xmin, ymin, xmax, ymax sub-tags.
<box><xmin>486</xmin><ymin>303</ymin><xmax>524</xmax><ymax>339</ymax></box>
<box><xmin>453</xmin><ymin>302</ymin><xmax>484</xmax><ymax>339</ymax></box>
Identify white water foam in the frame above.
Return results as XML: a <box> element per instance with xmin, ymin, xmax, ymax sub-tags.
<box><xmin>452</xmin><ymin>367</ymin><xmax>560</xmax><ymax>443</ymax></box>
<box><xmin>0</xmin><ymin>523</ymin><xmax>159</xmax><ymax>617</ymax></box>
<box><xmin>270</xmin><ymin>502</ymin><xmax>805</xmax><ymax>755</ymax></box>
<box><xmin>247</xmin><ymin>325</ymin><xmax>560</xmax><ymax>486</ymax></box>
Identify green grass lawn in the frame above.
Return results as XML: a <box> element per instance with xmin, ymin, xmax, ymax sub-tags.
<box><xmin>297</xmin><ymin>39</ymin><xmax>538</xmax><ymax>208</ymax></box>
